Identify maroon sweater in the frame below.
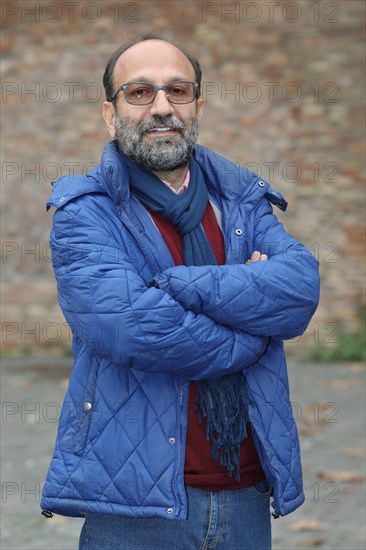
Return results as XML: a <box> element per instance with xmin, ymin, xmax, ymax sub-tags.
<box><xmin>147</xmin><ymin>202</ymin><xmax>265</xmax><ymax>490</ymax></box>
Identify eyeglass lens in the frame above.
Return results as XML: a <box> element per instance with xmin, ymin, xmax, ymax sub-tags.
<box><xmin>124</xmin><ymin>82</ymin><xmax>196</xmax><ymax>104</ymax></box>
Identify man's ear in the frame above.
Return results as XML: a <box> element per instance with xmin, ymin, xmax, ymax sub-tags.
<box><xmin>103</xmin><ymin>101</ymin><xmax>117</xmax><ymax>138</ymax></box>
<box><xmin>196</xmin><ymin>96</ymin><xmax>204</xmax><ymax>120</ymax></box>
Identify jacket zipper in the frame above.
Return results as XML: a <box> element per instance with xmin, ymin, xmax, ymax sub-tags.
<box><xmin>214</xmin><ymin>190</ymin><xmax>281</xmax><ymax>516</ymax></box>
<box><xmin>171</xmin><ymin>380</ymin><xmax>186</xmax><ymax>516</ymax></box>
<box><xmin>250</xmin><ymin>422</ymin><xmax>281</xmax><ymax>518</ymax></box>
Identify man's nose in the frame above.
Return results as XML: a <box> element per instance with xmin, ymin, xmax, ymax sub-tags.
<box><xmin>149</xmin><ymin>89</ymin><xmax>175</xmax><ymax>116</ymax></box>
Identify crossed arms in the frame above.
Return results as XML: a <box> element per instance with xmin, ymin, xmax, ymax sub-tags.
<box><xmin>51</xmin><ymin>194</ymin><xmax>319</xmax><ymax>379</ymax></box>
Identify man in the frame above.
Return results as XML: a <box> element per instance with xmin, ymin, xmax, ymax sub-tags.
<box><xmin>41</xmin><ymin>34</ymin><xmax>320</xmax><ymax>549</ymax></box>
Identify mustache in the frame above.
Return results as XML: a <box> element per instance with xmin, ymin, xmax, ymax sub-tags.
<box><xmin>138</xmin><ymin>116</ymin><xmax>185</xmax><ymax>134</ymax></box>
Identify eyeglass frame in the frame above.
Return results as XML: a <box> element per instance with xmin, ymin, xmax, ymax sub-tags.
<box><xmin>110</xmin><ymin>80</ymin><xmax>200</xmax><ymax>105</ymax></box>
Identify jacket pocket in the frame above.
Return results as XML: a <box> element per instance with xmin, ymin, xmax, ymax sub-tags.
<box><xmin>72</xmin><ymin>355</ymin><xmax>99</xmax><ymax>456</ymax></box>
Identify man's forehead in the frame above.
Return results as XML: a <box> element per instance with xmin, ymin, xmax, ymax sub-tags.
<box><xmin>113</xmin><ymin>39</ymin><xmax>195</xmax><ymax>83</ymax></box>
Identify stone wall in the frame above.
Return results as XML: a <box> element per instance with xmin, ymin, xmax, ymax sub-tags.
<box><xmin>1</xmin><ymin>0</ymin><xmax>365</xmax><ymax>356</ymax></box>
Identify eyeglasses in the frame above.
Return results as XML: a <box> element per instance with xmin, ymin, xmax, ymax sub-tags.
<box><xmin>110</xmin><ymin>81</ymin><xmax>199</xmax><ymax>105</ymax></box>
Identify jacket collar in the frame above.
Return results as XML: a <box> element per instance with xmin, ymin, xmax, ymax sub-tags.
<box><xmin>47</xmin><ymin>140</ymin><xmax>286</xmax><ymax>212</ymax></box>
<box><xmin>99</xmin><ymin>140</ymin><xmax>268</xmax><ymax>207</ymax></box>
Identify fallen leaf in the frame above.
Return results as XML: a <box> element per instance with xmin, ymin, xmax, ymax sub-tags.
<box><xmin>318</xmin><ymin>378</ymin><xmax>359</xmax><ymax>390</ymax></box>
<box><xmin>59</xmin><ymin>379</ymin><xmax>69</xmax><ymax>390</ymax></box>
<box><xmin>299</xmin><ymin>427</ymin><xmax>322</xmax><ymax>437</ymax></box>
<box><xmin>299</xmin><ymin>539</ymin><xmax>326</xmax><ymax>548</ymax></box>
<box><xmin>289</xmin><ymin>520</ymin><xmax>327</xmax><ymax>532</ymax></box>
<box><xmin>317</xmin><ymin>471</ymin><xmax>366</xmax><ymax>482</ymax></box>
<box><xmin>301</xmin><ymin>402</ymin><xmax>340</xmax><ymax>426</ymax></box>
<box><xmin>301</xmin><ymin>415</ymin><xmax>317</xmax><ymax>426</ymax></box>
<box><xmin>347</xmin><ymin>363</ymin><xmax>365</xmax><ymax>372</ymax></box>
<box><xmin>342</xmin><ymin>484</ymin><xmax>360</xmax><ymax>494</ymax></box>
<box><xmin>343</xmin><ymin>447</ymin><xmax>365</xmax><ymax>457</ymax></box>
<box><xmin>44</xmin><ymin>515</ymin><xmax>69</xmax><ymax>524</ymax></box>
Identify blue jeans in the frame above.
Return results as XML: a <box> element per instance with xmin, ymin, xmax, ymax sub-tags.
<box><xmin>78</xmin><ymin>480</ymin><xmax>272</xmax><ymax>550</ymax></box>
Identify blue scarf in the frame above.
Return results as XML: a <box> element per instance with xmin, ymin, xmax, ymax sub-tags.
<box><xmin>125</xmin><ymin>153</ymin><xmax>249</xmax><ymax>481</ymax></box>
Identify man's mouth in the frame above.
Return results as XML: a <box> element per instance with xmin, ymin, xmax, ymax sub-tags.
<box><xmin>146</xmin><ymin>126</ymin><xmax>179</xmax><ymax>134</ymax></box>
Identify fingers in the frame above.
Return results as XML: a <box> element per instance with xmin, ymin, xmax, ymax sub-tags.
<box><xmin>245</xmin><ymin>251</ymin><xmax>268</xmax><ymax>265</ymax></box>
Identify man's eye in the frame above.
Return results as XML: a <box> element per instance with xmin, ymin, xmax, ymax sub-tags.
<box><xmin>169</xmin><ymin>87</ymin><xmax>185</xmax><ymax>95</ymax></box>
<box><xmin>131</xmin><ymin>88</ymin><xmax>148</xmax><ymax>97</ymax></box>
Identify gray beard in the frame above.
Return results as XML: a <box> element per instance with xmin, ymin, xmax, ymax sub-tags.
<box><xmin>115</xmin><ymin>114</ymin><xmax>199</xmax><ymax>171</ymax></box>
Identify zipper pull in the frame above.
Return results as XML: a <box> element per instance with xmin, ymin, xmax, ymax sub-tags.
<box><xmin>41</xmin><ymin>509</ymin><xmax>54</xmax><ymax>519</ymax></box>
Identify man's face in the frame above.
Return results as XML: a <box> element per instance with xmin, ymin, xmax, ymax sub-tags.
<box><xmin>103</xmin><ymin>40</ymin><xmax>204</xmax><ymax>171</ymax></box>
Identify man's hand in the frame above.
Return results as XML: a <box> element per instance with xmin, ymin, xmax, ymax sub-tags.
<box><xmin>245</xmin><ymin>251</ymin><xmax>268</xmax><ymax>265</ymax></box>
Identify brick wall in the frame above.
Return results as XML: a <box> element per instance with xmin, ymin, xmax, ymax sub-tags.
<box><xmin>2</xmin><ymin>0</ymin><xmax>365</xmax><ymax>355</ymax></box>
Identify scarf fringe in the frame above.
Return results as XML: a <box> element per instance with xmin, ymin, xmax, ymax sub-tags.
<box><xmin>196</xmin><ymin>373</ymin><xmax>249</xmax><ymax>481</ymax></box>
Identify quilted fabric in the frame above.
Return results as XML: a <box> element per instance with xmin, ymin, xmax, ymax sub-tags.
<box><xmin>41</xmin><ymin>141</ymin><xmax>319</xmax><ymax>519</ymax></box>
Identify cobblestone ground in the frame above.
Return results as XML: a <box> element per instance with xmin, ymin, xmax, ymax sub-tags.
<box><xmin>1</xmin><ymin>359</ymin><xmax>365</xmax><ymax>550</ymax></box>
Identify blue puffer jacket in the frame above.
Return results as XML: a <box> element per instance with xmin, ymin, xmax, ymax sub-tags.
<box><xmin>41</xmin><ymin>140</ymin><xmax>319</xmax><ymax>520</ymax></box>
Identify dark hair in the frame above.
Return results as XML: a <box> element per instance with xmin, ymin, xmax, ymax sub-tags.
<box><xmin>103</xmin><ymin>33</ymin><xmax>202</xmax><ymax>104</ymax></box>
